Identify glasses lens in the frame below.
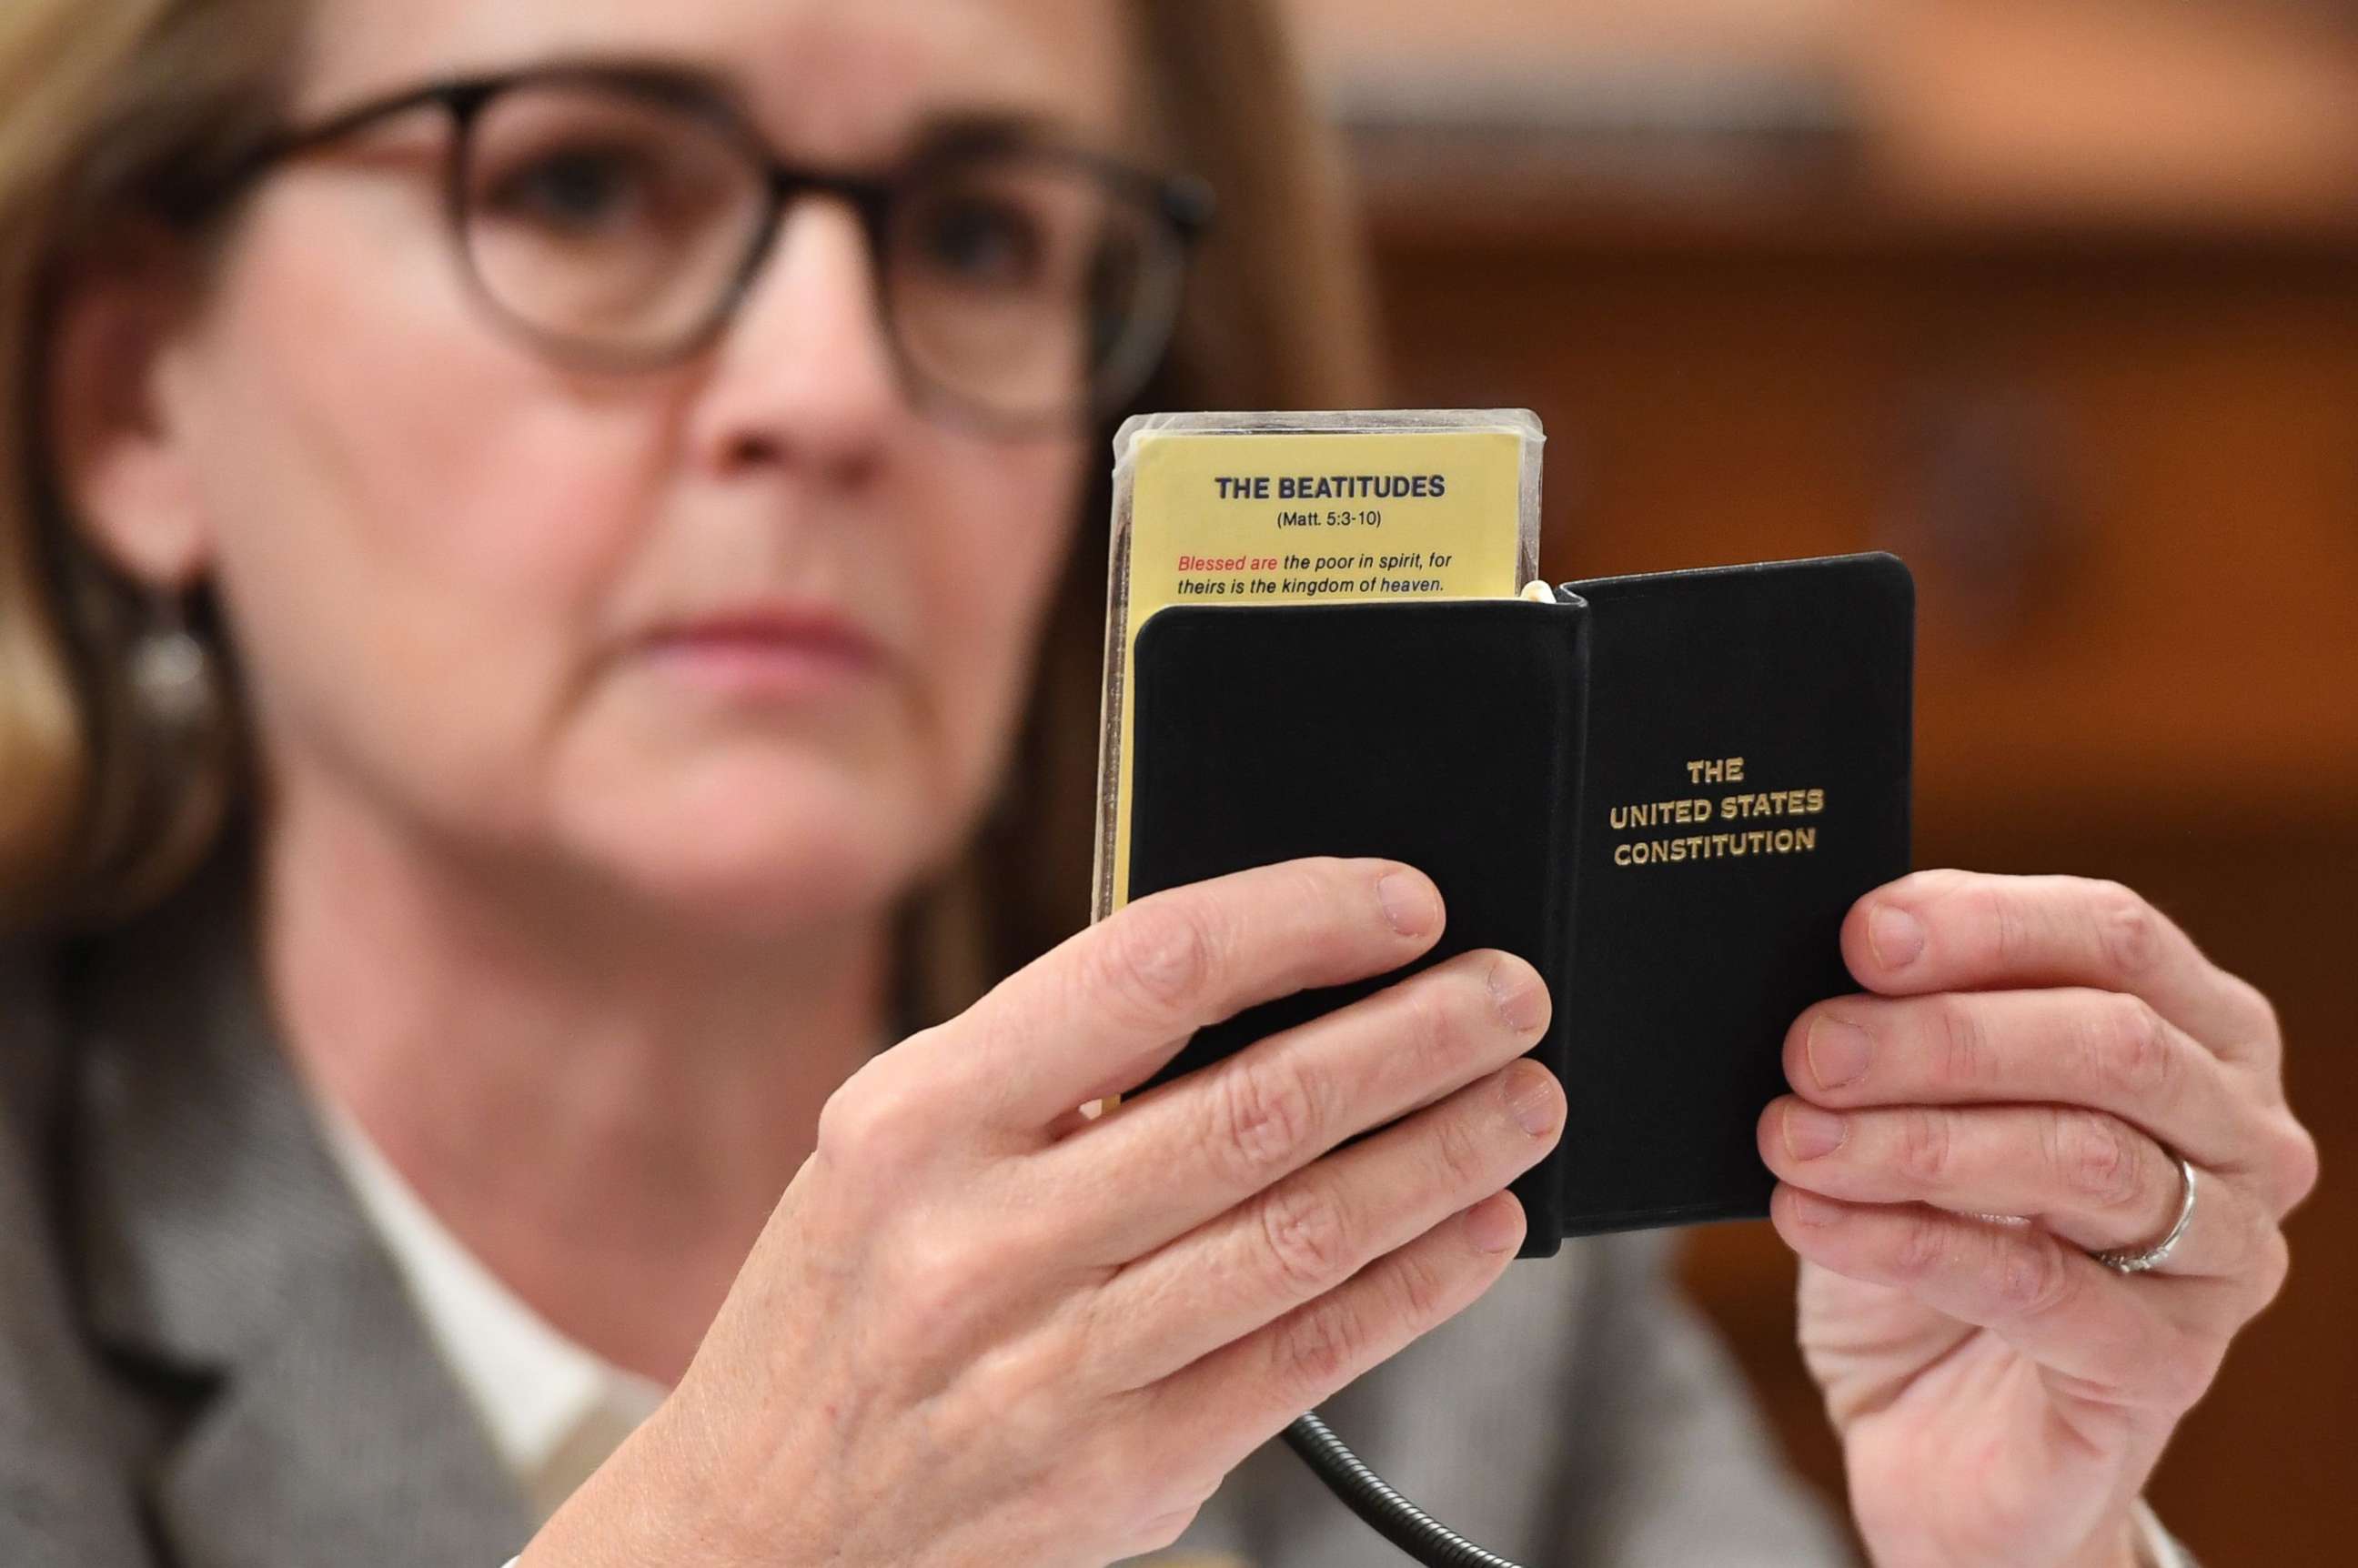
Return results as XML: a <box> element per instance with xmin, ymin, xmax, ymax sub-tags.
<box><xmin>887</xmin><ymin>152</ymin><xmax>1176</xmax><ymax>425</ymax></box>
<box><xmin>461</xmin><ymin>83</ymin><xmax>767</xmax><ymax>361</ymax></box>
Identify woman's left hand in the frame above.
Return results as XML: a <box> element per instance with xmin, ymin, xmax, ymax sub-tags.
<box><xmin>1758</xmin><ymin>869</ymin><xmax>2320</xmax><ymax>1568</ymax></box>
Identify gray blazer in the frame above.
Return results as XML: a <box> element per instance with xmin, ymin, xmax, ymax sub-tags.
<box><xmin>0</xmin><ymin>857</ymin><xmax>1856</xmax><ymax>1568</ymax></box>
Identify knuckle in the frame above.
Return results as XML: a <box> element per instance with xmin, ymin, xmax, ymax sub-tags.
<box><xmin>1095</xmin><ymin>900</ymin><xmax>1221</xmax><ymax>1020</ymax></box>
<box><xmin>1930</xmin><ymin>996</ymin><xmax>1991</xmax><ymax>1090</ymax></box>
<box><xmin>2086</xmin><ymin>996</ymin><xmax>2176</xmax><ymax>1105</ymax></box>
<box><xmin>815</xmin><ymin>1076</ymin><xmax>930</xmax><ymax>1173</ymax></box>
<box><xmin>2207</xmin><ymin>971</ymin><xmax>2282</xmax><ymax>1047</ymax></box>
<box><xmin>1428</xmin><ymin>1100</ymin><xmax>1492</xmax><ymax>1192</ymax></box>
<box><xmin>1383</xmin><ymin>1245</ymin><xmax>1454</xmax><ymax>1329</ymax></box>
<box><xmin>971</xmin><ymin>1336</ymin><xmax>1055</xmax><ymax>1421</ymax></box>
<box><xmin>1891</xmin><ymin>1210</ymin><xmax>1952</xmax><ymax>1283</ymax></box>
<box><xmin>1257</xmin><ymin>1177</ymin><xmax>1356</xmax><ymax>1293</ymax></box>
<box><xmin>2264</xmin><ymin>1115</ymin><xmax>2322</xmax><ymax>1213</ymax></box>
<box><xmin>1895</xmin><ymin>1109</ymin><xmax>1959</xmax><ymax>1189</ymax></box>
<box><xmin>2092</xmin><ymin>881</ymin><xmax>2164</xmax><ymax>978</ymax></box>
<box><xmin>1280</xmin><ymin>1292</ymin><xmax>1368</xmax><ymax>1392</ymax></box>
<box><xmin>2224</xmin><ymin>974</ymin><xmax>2281</xmax><ymax>1044</ymax></box>
<box><xmin>992</xmin><ymin>1204</ymin><xmax>1068</xmax><ymax>1273</ymax></box>
<box><xmin>2048</xmin><ymin>1111</ymin><xmax>2147</xmax><ymax>1214</ymax></box>
<box><xmin>1971</xmin><ymin>881</ymin><xmax>2030</xmax><ymax>970</ymax></box>
<box><xmin>1991</xmin><ymin>1235</ymin><xmax>2077</xmax><ymax>1320</ymax></box>
<box><xmin>891</xmin><ymin>1236</ymin><xmax>999</xmax><ymax>1349</ymax></box>
<box><xmin>1058</xmin><ymin>1289</ymin><xmax>1122</xmax><ymax>1395</ymax></box>
<box><xmin>996</xmin><ymin>1390</ymin><xmax>1073</xmax><ymax>1482</ymax></box>
<box><xmin>1209</xmin><ymin>1054</ymin><xmax>1324</xmax><ymax>1183</ymax></box>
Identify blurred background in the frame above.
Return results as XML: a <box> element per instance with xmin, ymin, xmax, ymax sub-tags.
<box><xmin>1277</xmin><ymin>0</ymin><xmax>2358</xmax><ymax>1559</ymax></box>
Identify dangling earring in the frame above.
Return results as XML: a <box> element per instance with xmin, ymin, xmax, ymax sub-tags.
<box><xmin>128</xmin><ymin>591</ymin><xmax>220</xmax><ymax>736</ymax></box>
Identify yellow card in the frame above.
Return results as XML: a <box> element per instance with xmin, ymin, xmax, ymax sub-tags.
<box><xmin>1091</xmin><ymin>411</ymin><xmax>1544</xmax><ymax>920</ymax></box>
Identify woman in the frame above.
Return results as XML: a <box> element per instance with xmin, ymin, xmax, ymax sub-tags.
<box><xmin>0</xmin><ymin>1</ymin><xmax>2317</xmax><ymax>1565</ymax></box>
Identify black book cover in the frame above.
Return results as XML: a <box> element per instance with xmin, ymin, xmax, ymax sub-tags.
<box><xmin>1123</xmin><ymin>552</ymin><xmax>1914</xmax><ymax>1257</ymax></box>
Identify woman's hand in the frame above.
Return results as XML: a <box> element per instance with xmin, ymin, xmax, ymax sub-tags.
<box><xmin>1758</xmin><ymin>869</ymin><xmax>2320</xmax><ymax>1568</ymax></box>
<box><xmin>522</xmin><ymin>857</ymin><xmax>1564</xmax><ymax>1568</ymax></box>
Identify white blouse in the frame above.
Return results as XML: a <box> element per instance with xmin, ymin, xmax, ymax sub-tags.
<box><xmin>314</xmin><ymin>1096</ymin><xmax>667</xmax><ymax>1524</ymax></box>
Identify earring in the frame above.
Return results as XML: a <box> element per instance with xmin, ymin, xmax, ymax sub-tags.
<box><xmin>128</xmin><ymin>592</ymin><xmax>219</xmax><ymax>735</ymax></box>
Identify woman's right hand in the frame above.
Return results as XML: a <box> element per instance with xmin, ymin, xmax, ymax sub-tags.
<box><xmin>523</xmin><ymin>857</ymin><xmax>1565</xmax><ymax>1568</ymax></box>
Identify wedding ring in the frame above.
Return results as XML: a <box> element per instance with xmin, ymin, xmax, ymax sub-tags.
<box><xmin>2088</xmin><ymin>1154</ymin><xmax>2199</xmax><ymax>1274</ymax></box>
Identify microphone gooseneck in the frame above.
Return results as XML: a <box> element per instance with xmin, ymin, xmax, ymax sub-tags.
<box><xmin>1281</xmin><ymin>1409</ymin><xmax>1529</xmax><ymax>1568</ymax></box>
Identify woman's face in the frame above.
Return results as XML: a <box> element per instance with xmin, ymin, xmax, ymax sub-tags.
<box><xmin>128</xmin><ymin>0</ymin><xmax>1134</xmax><ymax>931</ymax></box>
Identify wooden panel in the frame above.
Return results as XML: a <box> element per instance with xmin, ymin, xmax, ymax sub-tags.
<box><xmin>1369</xmin><ymin>230</ymin><xmax>2358</xmax><ymax>1563</ymax></box>
<box><xmin>1286</xmin><ymin>0</ymin><xmax>2358</xmax><ymax>236</ymax></box>
<box><xmin>1373</xmin><ymin>238</ymin><xmax>2358</xmax><ymax>825</ymax></box>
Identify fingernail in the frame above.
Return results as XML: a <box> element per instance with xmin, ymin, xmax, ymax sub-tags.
<box><xmin>1376</xmin><ymin>871</ymin><xmax>1439</xmax><ymax>938</ymax></box>
<box><xmin>1781</xmin><ymin>1103</ymin><xmax>1848</xmax><ymax>1161</ymax></box>
<box><xmin>1487</xmin><ymin>959</ymin><xmax>1548</xmax><ymax>1033</ymax></box>
<box><xmin>1807</xmin><ymin>1017</ymin><xmax>1872</xmax><ymax>1090</ymax></box>
<box><xmin>1869</xmin><ymin>905</ymin><xmax>1926</xmax><ymax>969</ymax></box>
<box><xmin>1504</xmin><ymin>1063</ymin><xmax>1563</xmax><ymax>1137</ymax></box>
<box><xmin>1464</xmin><ymin>1192</ymin><xmax>1526</xmax><ymax>1252</ymax></box>
<box><xmin>1785</xmin><ymin>1189</ymin><xmax>1845</xmax><ymax>1228</ymax></box>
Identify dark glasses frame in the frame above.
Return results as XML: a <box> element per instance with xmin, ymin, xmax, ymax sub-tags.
<box><xmin>184</xmin><ymin>61</ymin><xmax>1217</xmax><ymax>434</ymax></box>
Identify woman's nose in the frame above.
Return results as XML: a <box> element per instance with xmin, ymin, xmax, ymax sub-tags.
<box><xmin>685</xmin><ymin>199</ymin><xmax>905</xmax><ymax>484</ymax></box>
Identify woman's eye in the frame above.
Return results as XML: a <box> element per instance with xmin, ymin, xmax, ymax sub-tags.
<box><xmin>912</xmin><ymin>196</ymin><xmax>1044</xmax><ymax>287</ymax></box>
<box><xmin>485</xmin><ymin>147</ymin><xmax>650</xmax><ymax>235</ymax></box>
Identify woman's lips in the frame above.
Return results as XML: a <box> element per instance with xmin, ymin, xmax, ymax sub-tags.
<box><xmin>632</xmin><ymin>608</ymin><xmax>887</xmax><ymax>699</ymax></box>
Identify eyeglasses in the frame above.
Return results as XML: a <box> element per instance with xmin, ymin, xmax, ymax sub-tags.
<box><xmin>189</xmin><ymin>64</ymin><xmax>1215</xmax><ymax>434</ymax></box>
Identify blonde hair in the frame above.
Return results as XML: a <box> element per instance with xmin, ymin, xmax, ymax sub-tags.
<box><xmin>0</xmin><ymin>0</ymin><xmax>305</xmax><ymax>924</ymax></box>
<box><xmin>0</xmin><ymin>0</ymin><xmax>1379</xmax><ymax>1012</ymax></box>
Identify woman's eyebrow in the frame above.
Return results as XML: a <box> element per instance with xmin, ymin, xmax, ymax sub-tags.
<box><xmin>900</xmin><ymin>107</ymin><xmax>1090</xmax><ymax>164</ymax></box>
<box><xmin>365</xmin><ymin>56</ymin><xmax>1101</xmax><ymax>166</ymax></box>
<box><xmin>300</xmin><ymin>53</ymin><xmax>726</xmax><ymax>117</ymax></box>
